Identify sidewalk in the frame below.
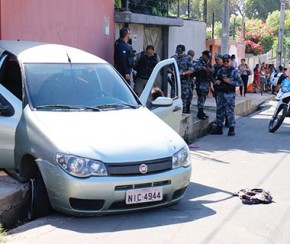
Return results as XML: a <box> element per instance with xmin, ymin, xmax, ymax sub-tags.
<box><xmin>0</xmin><ymin>92</ymin><xmax>275</xmax><ymax>228</ymax></box>
<box><xmin>180</xmin><ymin>91</ymin><xmax>275</xmax><ymax>142</ymax></box>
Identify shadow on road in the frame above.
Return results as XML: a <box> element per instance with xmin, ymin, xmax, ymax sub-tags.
<box><xmin>8</xmin><ymin>182</ymin><xmax>234</xmax><ymax>235</ymax></box>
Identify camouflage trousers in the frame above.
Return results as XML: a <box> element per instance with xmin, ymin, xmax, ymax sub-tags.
<box><xmin>196</xmin><ymin>81</ymin><xmax>210</xmax><ymax>109</ymax></box>
<box><xmin>216</xmin><ymin>92</ymin><xmax>236</xmax><ymax>127</ymax></box>
<box><xmin>181</xmin><ymin>79</ymin><xmax>193</xmax><ymax>111</ymax></box>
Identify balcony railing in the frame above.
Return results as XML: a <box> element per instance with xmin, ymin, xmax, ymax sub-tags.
<box><xmin>115</xmin><ymin>0</ymin><xmax>198</xmax><ymax>19</ymax></box>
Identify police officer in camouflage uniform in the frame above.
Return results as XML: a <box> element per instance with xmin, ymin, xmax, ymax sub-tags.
<box><xmin>193</xmin><ymin>50</ymin><xmax>213</xmax><ymax>120</ymax></box>
<box><xmin>211</xmin><ymin>54</ymin><xmax>242</xmax><ymax>136</ymax></box>
<box><xmin>172</xmin><ymin>44</ymin><xmax>194</xmax><ymax>114</ymax></box>
<box><xmin>213</xmin><ymin>54</ymin><xmax>223</xmax><ymax>84</ymax></box>
<box><xmin>187</xmin><ymin>50</ymin><xmax>196</xmax><ymax>91</ymax></box>
<box><xmin>213</xmin><ymin>53</ymin><xmax>229</xmax><ymax>127</ymax></box>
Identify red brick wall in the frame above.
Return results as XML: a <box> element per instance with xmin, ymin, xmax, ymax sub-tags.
<box><xmin>0</xmin><ymin>0</ymin><xmax>114</xmax><ymax>63</ymax></box>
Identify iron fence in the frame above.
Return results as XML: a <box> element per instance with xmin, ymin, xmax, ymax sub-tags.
<box><xmin>115</xmin><ymin>0</ymin><xmax>196</xmax><ymax>19</ymax></box>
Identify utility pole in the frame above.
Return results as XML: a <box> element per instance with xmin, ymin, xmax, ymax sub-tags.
<box><xmin>277</xmin><ymin>0</ymin><xmax>286</xmax><ymax>67</ymax></box>
<box><xmin>221</xmin><ymin>0</ymin><xmax>230</xmax><ymax>54</ymax></box>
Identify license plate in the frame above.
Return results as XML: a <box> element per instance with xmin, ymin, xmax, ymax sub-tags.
<box><xmin>125</xmin><ymin>187</ymin><xmax>163</xmax><ymax>204</ymax></box>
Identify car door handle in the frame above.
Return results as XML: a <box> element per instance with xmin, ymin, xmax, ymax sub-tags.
<box><xmin>173</xmin><ymin>106</ymin><xmax>182</xmax><ymax>112</ymax></box>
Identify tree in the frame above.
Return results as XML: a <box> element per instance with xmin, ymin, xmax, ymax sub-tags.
<box><xmin>244</xmin><ymin>0</ymin><xmax>280</xmax><ymax>21</ymax></box>
<box><xmin>206</xmin><ymin>0</ymin><xmax>240</xmax><ymax>26</ymax></box>
<box><xmin>214</xmin><ymin>21</ymin><xmax>222</xmax><ymax>38</ymax></box>
<box><xmin>267</xmin><ymin>10</ymin><xmax>290</xmax><ymax>35</ymax></box>
<box><xmin>266</xmin><ymin>10</ymin><xmax>290</xmax><ymax>60</ymax></box>
<box><xmin>114</xmin><ymin>0</ymin><xmax>122</xmax><ymax>8</ymax></box>
<box><xmin>117</xmin><ymin>0</ymin><xmax>179</xmax><ymax>17</ymax></box>
<box><xmin>242</xmin><ymin>19</ymin><xmax>275</xmax><ymax>55</ymax></box>
<box><xmin>206</xmin><ymin>0</ymin><xmax>223</xmax><ymax>24</ymax></box>
<box><xmin>229</xmin><ymin>15</ymin><xmax>242</xmax><ymax>39</ymax></box>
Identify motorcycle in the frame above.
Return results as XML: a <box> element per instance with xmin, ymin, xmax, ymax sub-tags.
<box><xmin>268</xmin><ymin>78</ymin><xmax>290</xmax><ymax>133</ymax></box>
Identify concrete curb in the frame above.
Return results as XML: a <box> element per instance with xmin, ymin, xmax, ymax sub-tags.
<box><xmin>0</xmin><ymin>171</ymin><xmax>30</xmax><ymax>228</ymax></box>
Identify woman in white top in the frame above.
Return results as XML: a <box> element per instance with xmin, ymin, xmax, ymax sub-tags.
<box><xmin>238</xmin><ymin>59</ymin><xmax>251</xmax><ymax>96</ymax></box>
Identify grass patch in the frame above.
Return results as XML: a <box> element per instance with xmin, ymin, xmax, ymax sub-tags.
<box><xmin>0</xmin><ymin>224</ymin><xmax>6</xmax><ymax>243</ymax></box>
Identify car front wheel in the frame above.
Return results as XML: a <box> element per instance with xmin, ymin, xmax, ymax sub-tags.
<box><xmin>28</xmin><ymin>168</ymin><xmax>51</xmax><ymax>220</ymax></box>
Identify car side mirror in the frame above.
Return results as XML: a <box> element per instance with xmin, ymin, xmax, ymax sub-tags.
<box><xmin>151</xmin><ymin>97</ymin><xmax>173</xmax><ymax>107</ymax></box>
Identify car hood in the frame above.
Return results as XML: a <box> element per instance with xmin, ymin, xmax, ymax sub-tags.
<box><xmin>27</xmin><ymin>107</ymin><xmax>185</xmax><ymax>163</ymax></box>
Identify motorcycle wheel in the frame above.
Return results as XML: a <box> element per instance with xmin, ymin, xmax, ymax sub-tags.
<box><xmin>268</xmin><ymin>104</ymin><xmax>288</xmax><ymax>133</ymax></box>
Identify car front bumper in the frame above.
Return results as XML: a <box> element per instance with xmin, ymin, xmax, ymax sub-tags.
<box><xmin>38</xmin><ymin>160</ymin><xmax>192</xmax><ymax>216</ymax></box>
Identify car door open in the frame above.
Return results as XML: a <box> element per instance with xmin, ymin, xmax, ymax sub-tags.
<box><xmin>139</xmin><ymin>58</ymin><xmax>183</xmax><ymax>134</ymax></box>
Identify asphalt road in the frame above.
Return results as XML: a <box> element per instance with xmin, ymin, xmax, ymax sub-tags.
<box><xmin>5</xmin><ymin>101</ymin><xmax>290</xmax><ymax>244</ymax></box>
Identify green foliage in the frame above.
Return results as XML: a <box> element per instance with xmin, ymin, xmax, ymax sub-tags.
<box><xmin>188</xmin><ymin>0</ymin><xmax>203</xmax><ymax>20</ymax></box>
<box><xmin>209</xmin><ymin>15</ymin><xmax>241</xmax><ymax>40</ymax></box>
<box><xmin>114</xmin><ymin>0</ymin><xmax>122</xmax><ymax>8</ymax></box>
<box><xmin>267</xmin><ymin>10</ymin><xmax>290</xmax><ymax>36</ymax></box>
<box><xmin>205</xmin><ymin>0</ymin><xmax>223</xmax><ymax>24</ymax></box>
<box><xmin>117</xmin><ymin>0</ymin><xmax>176</xmax><ymax>16</ymax></box>
<box><xmin>245</xmin><ymin>0</ymin><xmax>280</xmax><ymax>21</ymax></box>
<box><xmin>214</xmin><ymin>21</ymin><xmax>222</xmax><ymax>39</ymax></box>
<box><xmin>243</xmin><ymin>18</ymin><xmax>274</xmax><ymax>55</ymax></box>
<box><xmin>0</xmin><ymin>224</ymin><xmax>6</xmax><ymax>243</ymax></box>
<box><xmin>207</xmin><ymin>0</ymin><xmax>237</xmax><ymax>25</ymax></box>
<box><xmin>229</xmin><ymin>15</ymin><xmax>242</xmax><ymax>39</ymax></box>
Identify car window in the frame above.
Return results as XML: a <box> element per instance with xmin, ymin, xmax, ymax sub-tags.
<box><xmin>145</xmin><ymin>63</ymin><xmax>178</xmax><ymax>109</ymax></box>
<box><xmin>0</xmin><ymin>56</ymin><xmax>23</xmax><ymax>101</ymax></box>
<box><xmin>25</xmin><ymin>63</ymin><xmax>140</xmax><ymax>109</ymax></box>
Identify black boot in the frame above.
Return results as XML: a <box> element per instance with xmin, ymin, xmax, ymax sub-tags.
<box><xmin>210</xmin><ymin>126</ymin><xmax>223</xmax><ymax>135</ymax></box>
<box><xmin>197</xmin><ymin>108</ymin><xmax>207</xmax><ymax>120</ymax></box>
<box><xmin>228</xmin><ymin>127</ymin><xmax>235</xmax><ymax>136</ymax></box>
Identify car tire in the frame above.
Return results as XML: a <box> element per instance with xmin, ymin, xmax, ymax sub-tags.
<box><xmin>29</xmin><ymin>168</ymin><xmax>51</xmax><ymax>220</ymax></box>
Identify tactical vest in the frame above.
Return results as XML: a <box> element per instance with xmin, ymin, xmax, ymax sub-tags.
<box><xmin>216</xmin><ymin>66</ymin><xmax>235</xmax><ymax>93</ymax></box>
<box><xmin>127</xmin><ymin>44</ymin><xmax>137</xmax><ymax>69</ymax></box>
<box><xmin>195</xmin><ymin>59</ymin><xmax>212</xmax><ymax>83</ymax></box>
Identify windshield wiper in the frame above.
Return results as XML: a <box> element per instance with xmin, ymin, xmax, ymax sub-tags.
<box><xmin>35</xmin><ymin>103</ymin><xmax>140</xmax><ymax>111</ymax></box>
<box><xmin>81</xmin><ymin>106</ymin><xmax>101</xmax><ymax>111</ymax></box>
<box><xmin>35</xmin><ymin>105</ymin><xmax>84</xmax><ymax>110</ymax></box>
<box><xmin>95</xmin><ymin>103</ymin><xmax>140</xmax><ymax>110</ymax></box>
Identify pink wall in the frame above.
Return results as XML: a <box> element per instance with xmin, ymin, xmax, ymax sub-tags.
<box><xmin>0</xmin><ymin>0</ymin><xmax>115</xmax><ymax>63</ymax></box>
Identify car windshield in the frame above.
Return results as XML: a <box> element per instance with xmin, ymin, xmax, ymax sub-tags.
<box><xmin>25</xmin><ymin>63</ymin><xmax>140</xmax><ymax>110</ymax></box>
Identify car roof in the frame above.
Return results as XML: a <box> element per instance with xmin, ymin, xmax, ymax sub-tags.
<box><xmin>0</xmin><ymin>40</ymin><xmax>107</xmax><ymax>64</ymax></box>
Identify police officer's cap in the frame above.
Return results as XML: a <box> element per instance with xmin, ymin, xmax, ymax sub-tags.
<box><xmin>214</xmin><ymin>53</ymin><xmax>222</xmax><ymax>59</ymax></box>
<box><xmin>222</xmin><ymin>54</ymin><xmax>231</xmax><ymax>60</ymax></box>
<box><xmin>202</xmin><ymin>50</ymin><xmax>211</xmax><ymax>58</ymax></box>
<box><xmin>176</xmin><ymin>44</ymin><xmax>185</xmax><ymax>54</ymax></box>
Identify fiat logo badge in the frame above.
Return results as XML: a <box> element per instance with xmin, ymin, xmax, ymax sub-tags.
<box><xmin>139</xmin><ymin>164</ymin><xmax>148</xmax><ymax>174</ymax></box>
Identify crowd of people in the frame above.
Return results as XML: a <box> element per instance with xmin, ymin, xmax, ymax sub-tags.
<box><xmin>114</xmin><ymin>27</ymin><xmax>289</xmax><ymax>137</ymax></box>
<box><xmin>249</xmin><ymin>63</ymin><xmax>288</xmax><ymax>95</ymax></box>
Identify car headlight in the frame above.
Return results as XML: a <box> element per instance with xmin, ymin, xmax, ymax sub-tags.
<box><xmin>172</xmin><ymin>147</ymin><xmax>191</xmax><ymax>169</ymax></box>
<box><xmin>56</xmin><ymin>153</ymin><xmax>108</xmax><ymax>177</ymax></box>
